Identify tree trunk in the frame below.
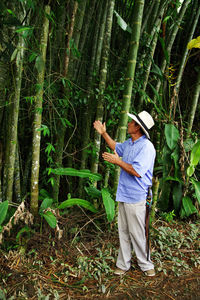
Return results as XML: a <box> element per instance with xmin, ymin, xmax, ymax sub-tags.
<box><xmin>74</xmin><ymin>0</ymin><xmax>96</xmax><ymax>82</ymax></box>
<box><xmin>138</xmin><ymin>0</ymin><xmax>167</xmax><ymax>109</ymax></box>
<box><xmin>80</xmin><ymin>0</ymin><xmax>104</xmax><ymax>171</ymax></box>
<box><xmin>30</xmin><ymin>5</ymin><xmax>50</xmax><ymax>216</ymax></box>
<box><xmin>186</xmin><ymin>69</ymin><xmax>200</xmax><ymax>138</ymax></box>
<box><xmin>52</xmin><ymin>1</ymin><xmax>78</xmax><ymax>202</ymax></box>
<box><xmin>4</xmin><ymin>17</ymin><xmax>26</xmax><ymax>203</ymax></box>
<box><xmin>153</xmin><ymin>0</ymin><xmax>190</xmax><ymax>103</ymax></box>
<box><xmin>113</xmin><ymin>0</ymin><xmax>145</xmax><ymax>193</ymax></box>
<box><xmin>14</xmin><ymin>143</ymin><xmax>21</xmax><ymax>202</ymax></box>
<box><xmin>170</xmin><ymin>0</ymin><xmax>200</xmax><ymax>119</ymax></box>
<box><xmin>91</xmin><ymin>0</ymin><xmax>115</xmax><ymax>174</ymax></box>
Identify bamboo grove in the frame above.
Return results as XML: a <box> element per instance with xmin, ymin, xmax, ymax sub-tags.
<box><xmin>0</xmin><ymin>0</ymin><xmax>200</xmax><ymax>231</ymax></box>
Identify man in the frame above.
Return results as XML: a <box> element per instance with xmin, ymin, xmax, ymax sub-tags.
<box><xmin>93</xmin><ymin>111</ymin><xmax>156</xmax><ymax>276</ymax></box>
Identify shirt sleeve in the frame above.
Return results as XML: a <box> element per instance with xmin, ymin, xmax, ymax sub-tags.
<box><xmin>132</xmin><ymin>144</ymin><xmax>155</xmax><ymax>177</ymax></box>
<box><xmin>115</xmin><ymin>141</ymin><xmax>127</xmax><ymax>157</ymax></box>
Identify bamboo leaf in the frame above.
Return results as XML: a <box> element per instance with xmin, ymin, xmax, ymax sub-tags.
<box><xmin>164</xmin><ymin>176</ymin><xmax>182</xmax><ymax>183</ymax></box>
<box><xmin>101</xmin><ymin>188</ymin><xmax>115</xmax><ymax>222</ymax></box>
<box><xmin>114</xmin><ymin>10</ymin><xmax>131</xmax><ymax>32</ymax></box>
<box><xmin>15</xmin><ymin>26</ymin><xmax>33</xmax><ymax>33</ymax></box>
<box><xmin>50</xmin><ymin>168</ymin><xmax>102</xmax><ymax>181</ymax></box>
<box><xmin>159</xmin><ymin>36</ymin><xmax>169</xmax><ymax>63</ymax></box>
<box><xmin>187</xmin><ymin>165</ymin><xmax>195</xmax><ymax>177</ymax></box>
<box><xmin>182</xmin><ymin>196</ymin><xmax>197</xmax><ymax>217</ymax></box>
<box><xmin>187</xmin><ymin>36</ymin><xmax>200</xmax><ymax>49</ymax></box>
<box><xmin>0</xmin><ymin>201</ymin><xmax>8</xmax><ymax>226</ymax></box>
<box><xmin>150</xmin><ymin>62</ymin><xmax>164</xmax><ymax>80</ymax></box>
<box><xmin>35</xmin><ymin>55</ymin><xmax>45</xmax><ymax>73</ymax></box>
<box><xmin>164</xmin><ymin>124</ymin><xmax>180</xmax><ymax>150</ymax></box>
<box><xmin>85</xmin><ymin>186</ymin><xmax>102</xmax><ymax>198</ymax></box>
<box><xmin>58</xmin><ymin>199</ymin><xmax>98</xmax><ymax>213</ymax></box>
<box><xmin>11</xmin><ymin>48</ymin><xmax>18</xmax><ymax>62</ymax></box>
<box><xmin>190</xmin><ymin>140</ymin><xmax>200</xmax><ymax>166</ymax></box>
<box><xmin>40</xmin><ymin>198</ymin><xmax>53</xmax><ymax>212</ymax></box>
<box><xmin>190</xmin><ymin>178</ymin><xmax>200</xmax><ymax>205</ymax></box>
<box><xmin>42</xmin><ymin>211</ymin><xmax>57</xmax><ymax>228</ymax></box>
<box><xmin>148</xmin><ymin>82</ymin><xmax>162</xmax><ymax>104</ymax></box>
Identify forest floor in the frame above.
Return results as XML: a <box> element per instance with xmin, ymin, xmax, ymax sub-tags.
<box><xmin>0</xmin><ymin>210</ymin><xmax>200</xmax><ymax>300</ymax></box>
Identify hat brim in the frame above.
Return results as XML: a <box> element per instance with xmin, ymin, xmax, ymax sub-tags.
<box><xmin>127</xmin><ymin>113</ymin><xmax>150</xmax><ymax>139</ymax></box>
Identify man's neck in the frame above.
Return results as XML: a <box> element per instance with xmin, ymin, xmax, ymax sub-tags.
<box><xmin>131</xmin><ymin>133</ymin><xmax>144</xmax><ymax>142</ymax></box>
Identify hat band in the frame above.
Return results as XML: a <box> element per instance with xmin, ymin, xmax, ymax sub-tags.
<box><xmin>136</xmin><ymin>115</ymin><xmax>149</xmax><ymax>135</ymax></box>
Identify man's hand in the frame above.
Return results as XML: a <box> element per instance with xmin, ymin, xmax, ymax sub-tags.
<box><xmin>103</xmin><ymin>150</ymin><xmax>141</xmax><ymax>177</ymax></box>
<box><xmin>102</xmin><ymin>150</ymin><xmax>120</xmax><ymax>164</ymax></box>
<box><xmin>93</xmin><ymin>120</ymin><xmax>106</xmax><ymax>135</ymax></box>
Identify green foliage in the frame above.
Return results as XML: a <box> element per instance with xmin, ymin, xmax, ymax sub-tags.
<box><xmin>180</xmin><ymin>196</ymin><xmax>198</xmax><ymax>218</ymax></box>
<box><xmin>187</xmin><ymin>140</ymin><xmax>200</xmax><ymax>176</ymax></box>
<box><xmin>164</xmin><ymin>124</ymin><xmax>180</xmax><ymax>150</ymax></box>
<box><xmin>42</xmin><ymin>211</ymin><xmax>57</xmax><ymax>229</ymax></box>
<box><xmin>159</xmin><ymin>125</ymin><xmax>199</xmax><ymax>218</ymax></box>
<box><xmin>160</xmin><ymin>210</ymin><xmax>176</xmax><ymax>223</ymax></box>
<box><xmin>50</xmin><ymin>168</ymin><xmax>102</xmax><ymax>181</ymax></box>
<box><xmin>101</xmin><ymin>188</ymin><xmax>115</xmax><ymax>222</ymax></box>
<box><xmin>114</xmin><ymin>10</ymin><xmax>131</xmax><ymax>33</ymax></box>
<box><xmin>16</xmin><ymin>225</ymin><xmax>35</xmax><ymax>244</ymax></box>
<box><xmin>0</xmin><ymin>201</ymin><xmax>8</xmax><ymax>226</ymax></box>
<box><xmin>39</xmin><ymin>197</ymin><xmax>53</xmax><ymax>211</ymax></box>
<box><xmin>77</xmin><ymin>247</ymin><xmax>114</xmax><ymax>282</ymax></box>
<box><xmin>39</xmin><ymin>195</ymin><xmax>57</xmax><ymax>229</ymax></box>
<box><xmin>58</xmin><ymin>199</ymin><xmax>98</xmax><ymax>213</ymax></box>
<box><xmin>152</xmin><ymin>223</ymin><xmax>199</xmax><ymax>276</ymax></box>
<box><xmin>190</xmin><ymin>178</ymin><xmax>200</xmax><ymax>205</ymax></box>
<box><xmin>0</xmin><ymin>288</ymin><xmax>6</xmax><ymax>300</ymax></box>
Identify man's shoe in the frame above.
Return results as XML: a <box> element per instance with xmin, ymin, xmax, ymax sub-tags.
<box><xmin>144</xmin><ymin>269</ymin><xmax>155</xmax><ymax>277</ymax></box>
<box><xmin>113</xmin><ymin>268</ymin><xmax>127</xmax><ymax>275</ymax></box>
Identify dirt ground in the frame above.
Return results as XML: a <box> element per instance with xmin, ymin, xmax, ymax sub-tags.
<box><xmin>0</xmin><ymin>212</ymin><xmax>200</xmax><ymax>300</ymax></box>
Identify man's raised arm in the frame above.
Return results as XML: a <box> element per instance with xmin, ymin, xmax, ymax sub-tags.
<box><xmin>93</xmin><ymin>120</ymin><xmax>116</xmax><ymax>151</ymax></box>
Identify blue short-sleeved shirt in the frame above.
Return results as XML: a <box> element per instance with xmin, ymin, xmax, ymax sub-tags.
<box><xmin>115</xmin><ymin>135</ymin><xmax>156</xmax><ymax>203</ymax></box>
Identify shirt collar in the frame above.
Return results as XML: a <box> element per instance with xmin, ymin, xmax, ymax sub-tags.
<box><xmin>128</xmin><ymin>135</ymin><xmax>146</xmax><ymax>145</ymax></box>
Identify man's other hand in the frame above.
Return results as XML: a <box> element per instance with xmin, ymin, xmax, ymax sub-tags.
<box><xmin>102</xmin><ymin>150</ymin><xmax>120</xmax><ymax>164</ymax></box>
<box><xmin>93</xmin><ymin>120</ymin><xmax>106</xmax><ymax>135</ymax></box>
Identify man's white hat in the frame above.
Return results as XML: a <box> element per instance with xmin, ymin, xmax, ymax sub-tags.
<box><xmin>127</xmin><ymin>111</ymin><xmax>154</xmax><ymax>139</ymax></box>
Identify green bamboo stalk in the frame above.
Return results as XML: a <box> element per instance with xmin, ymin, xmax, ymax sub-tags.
<box><xmin>69</xmin><ymin>0</ymin><xmax>87</xmax><ymax>79</ymax></box>
<box><xmin>73</xmin><ymin>0</ymin><xmax>87</xmax><ymax>52</ymax></box>
<box><xmin>91</xmin><ymin>0</ymin><xmax>115</xmax><ymax>174</ymax></box>
<box><xmin>52</xmin><ymin>1</ymin><xmax>78</xmax><ymax>202</ymax></box>
<box><xmin>14</xmin><ymin>143</ymin><xmax>21</xmax><ymax>202</ymax></box>
<box><xmin>153</xmin><ymin>0</ymin><xmax>190</xmax><ymax>103</ymax></box>
<box><xmin>186</xmin><ymin>69</ymin><xmax>200</xmax><ymax>138</ymax></box>
<box><xmin>113</xmin><ymin>0</ymin><xmax>145</xmax><ymax>193</ymax></box>
<box><xmin>95</xmin><ymin>0</ymin><xmax>108</xmax><ymax>73</ymax></box>
<box><xmin>138</xmin><ymin>0</ymin><xmax>167</xmax><ymax>109</ymax></box>
<box><xmin>141</xmin><ymin>0</ymin><xmax>154</xmax><ymax>36</ymax></box>
<box><xmin>4</xmin><ymin>19</ymin><xmax>26</xmax><ymax>203</ymax></box>
<box><xmin>80</xmin><ymin>0</ymin><xmax>104</xmax><ymax>171</ymax></box>
<box><xmin>30</xmin><ymin>5</ymin><xmax>50</xmax><ymax>216</ymax></box>
<box><xmin>63</xmin><ymin>1</ymin><xmax>78</xmax><ymax>77</ymax></box>
<box><xmin>171</xmin><ymin>0</ymin><xmax>200</xmax><ymax>119</ymax></box>
<box><xmin>74</xmin><ymin>0</ymin><xmax>96</xmax><ymax>81</ymax></box>
<box><xmin>0</xmin><ymin>142</ymin><xmax>2</xmax><ymax>202</ymax></box>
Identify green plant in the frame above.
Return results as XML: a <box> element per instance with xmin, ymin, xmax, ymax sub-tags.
<box><xmin>152</xmin><ymin>222</ymin><xmax>200</xmax><ymax>276</ymax></box>
<box><xmin>77</xmin><ymin>247</ymin><xmax>114</xmax><ymax>283</ymax></box>
<box><xmin>180</xmin><ymin>140</ymin><xmax>200</xmax><ymax>218</ymax></box>
<box><xmin>49</xmin><ymin>168</ymin><xmax>116</xmax><ymax>222</ymax></box>
<box><xmin>158</xmin><ymin>124</ymin><xmax>200</xmax><ymax>218</ymax></box>
<box><xmin>160</xmin><ymin>210</ymin><xmax>176</xmax><ymax>223</ymax></box>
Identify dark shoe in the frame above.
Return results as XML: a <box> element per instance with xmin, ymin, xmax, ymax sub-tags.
<box><xmin>144</xmin><ymin>269</ymin><xmax>155</xmax><ymax>277</ymax></box>
<box><xmin>113</xmin><ymin>268</ymin><xmax>127</xmax><ymax>275</ymax></box>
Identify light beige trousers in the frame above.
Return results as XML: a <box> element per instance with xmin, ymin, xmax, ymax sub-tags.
<box><xmin>116</xmin><ymin>201</ymin><xmax>154</xmax><ymax>272</ymax></box>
